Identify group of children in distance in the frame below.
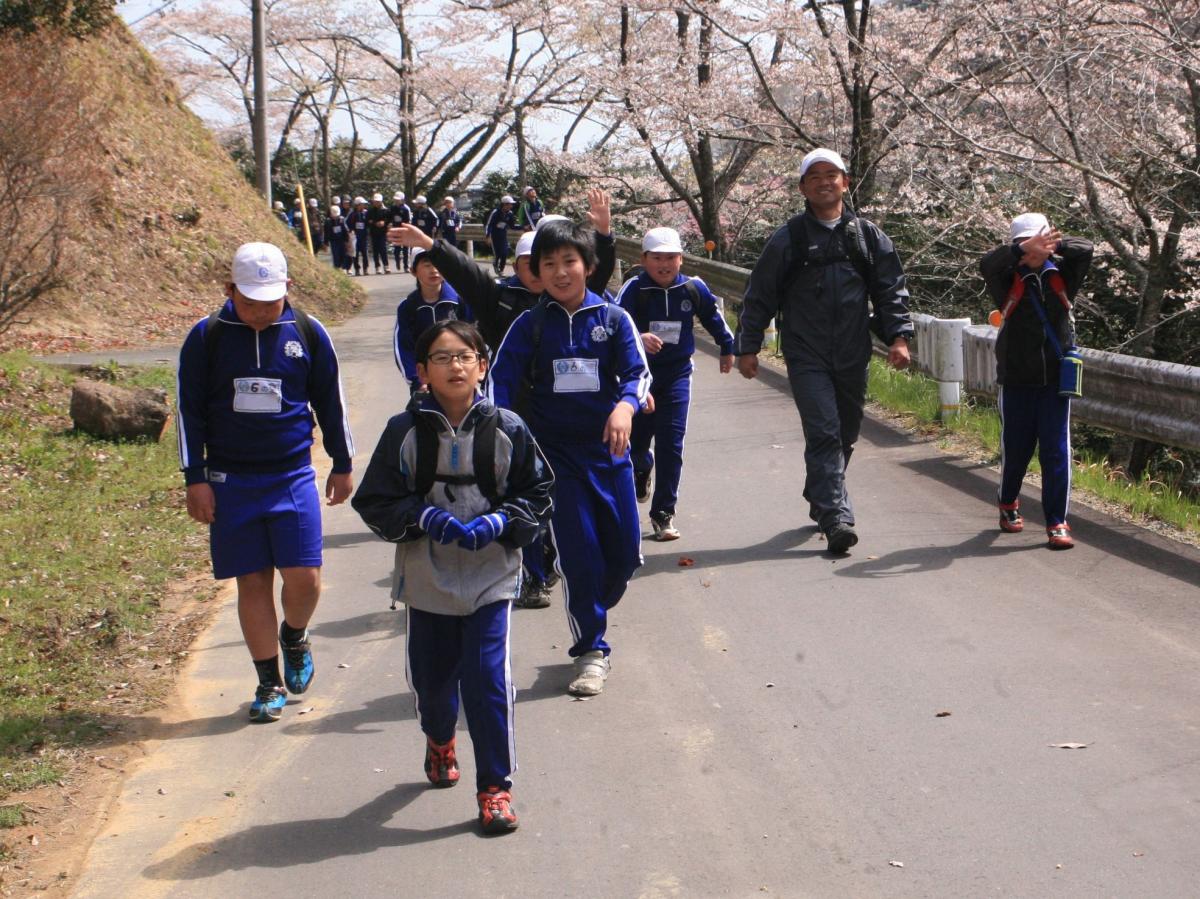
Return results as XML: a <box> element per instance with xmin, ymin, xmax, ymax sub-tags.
<box><xmin>346</xmin><ymin>197</ymin><xmax>733</xmax><ymax>834</ymax></box>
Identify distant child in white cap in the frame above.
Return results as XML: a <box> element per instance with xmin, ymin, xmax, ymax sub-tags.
<box><xmin>323</xmin><ymin>204</ymin><xmax>352</xmax><ymax>273</ymax></box>
<box><xmin>367</xmin><ymin>193</ymin><xmax>391</xmax><ymax>274</ymax></box>
<box><xmin>980</xmin><ymin>213</ymin><xmax>1093</xmax><ymax>550</ymax></box>
<box><xmin>437</xmin><ymin>196</ymin><xmax>463</xmax><ymax>249</ymax></box>
<box><xmin>516</xmin><ymin>185</ymin><xmax>544</xmax><ymax>231</ymax></box>
<box><xmin>734</xmin><ymin>147</ymin><xmax>914</xmax><ymax>555</ymax></box>
<box><xmin>393</xmin><ymin>247</ymin><xmax>474</xmax><ymax>396</ymax></box>
<box><xmin>389</xmin><ymin>191</ymin><xmax>413</xmax><ymax>271</ymax></box>
<box><xmin>176</xmin><ymin>242</ymin><xmax>354</xmax><ymax>722</ymax></box>
<box><xmin>411</xmin><ymin>194</ymin><xmax>438</xmax><ymax>241</ymax></box>
<box><xmin>345</xmin><ymin>197</ymin><xmax>370</xmax><ymax>275</ymax></box>
<box><xmin>614</xmin><ymin>227</ymin><xmax>734</xmax><ymax>541</ymax></box>
<box><xmin>485</xmin><ymin>195</ymin><xmax>518</xmax><ymax>275</ymax></box>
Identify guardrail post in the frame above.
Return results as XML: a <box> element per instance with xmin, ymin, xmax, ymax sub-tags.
<box><xmin>466</xmin><ymin>239</ymin><xmax>475</xmax><ymax>257</ymax></box>
<box><xmin>928</xmin><ymin>318</ymin><xmax>971</xmax><ymax>420</ymax></box>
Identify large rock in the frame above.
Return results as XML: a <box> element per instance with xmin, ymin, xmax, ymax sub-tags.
<box><xmin>70</xmin><ymin>379</ymin><xmax>171</xmax><ymax>441</ymax></box>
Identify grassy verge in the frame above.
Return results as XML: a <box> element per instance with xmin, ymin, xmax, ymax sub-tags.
<box><xmin>866</xmin><ymin>357</ymin><xmax>1199</xmax><ymax>537</ymax></box>
<box><xmin>0</xmin><ymin>352</ymin><xmax>211</xmax><ymax>802</ymax></box>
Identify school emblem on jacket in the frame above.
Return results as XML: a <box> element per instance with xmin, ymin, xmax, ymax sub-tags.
<box><xmin>680</xmin><ymin>299</ymin><xmax>693</xmax><ymax>313</ymax></box>
<box><xmin>283</xmin><ymin>340</ymin><xmax>305</xmax><ymax>359</ymax></box>
<box><xmin>591</xmin><ymin>325</ymin><xmax>609</xmax><ymax>342</ymax></box>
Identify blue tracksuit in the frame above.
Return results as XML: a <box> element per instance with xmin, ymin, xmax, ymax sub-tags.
<box><xmin>489</xmin><ymin>291</ymin><xmax>651</xmax><ymax>657</ymax></box>
<box><xmin>389</xmin><ymin>202</ymin><xmax>413</xmax><ymax>269</ymax></box>
<box><xmin>177</xmin><ymin>300</ymin><xmax>353</xmax><ymax>485</ymax></box>
<box><xmin>346</xmin><ymin>208</ymin><xmax>370</xmax><ymax>273</ymax></box>
<box><xmin>437</xmin><ymin>208</ymin><xmax>463</xmax><ymax>247</ymax></box>
<box><xmin>485</xmin><ymin>207</ymin><xmax>517</xmax><ymax>274</ymax></box>
<box><xmin>412</xmin><ymin>206</ymin><xmax>438</xmax><ymax>238</ymax></box>
<box><xmin>617</xmin><ymin>272</ymin><xmax>734</xmax><ymax>518</ymax></box>
<box><xmin>324</xmin><ymin>215</ymin><xmax>350</xmax><ymax>270</ymax></box>
<box><xmin>393</xmin><ymin>284</ymin><xmax>473</xmax><ymax>391</ymax></box>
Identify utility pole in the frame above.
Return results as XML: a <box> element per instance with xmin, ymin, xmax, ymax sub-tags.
<box><xmin>251</xmin><ymin>0</ymin><xmax>271</xmax><ymax>205</ymax></box>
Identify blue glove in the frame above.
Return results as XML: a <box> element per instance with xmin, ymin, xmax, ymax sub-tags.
<box><xmin>457</xmin><ymin>513</ymin><xmax>507</xmax><ymax>551</ymax></box>
<box><xmin>419</xmin><ymin>506</ymin><xmax>467</xmax><ymax>545</ymax></box>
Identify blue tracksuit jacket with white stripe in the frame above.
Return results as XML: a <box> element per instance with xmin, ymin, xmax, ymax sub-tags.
<box><xmin>392</xmin><ymin>283</ymin><xmax>473</xmax><ymax>384</ymax></box>
<box><xmin>176</xmin><ymin>300</ymin><xmax>354</xmax><ymax>486</ymax></box>
<box><xmin>615</xmin><ymin>271</ymin><xmax>734</xmax><ymax>374</ymax></box>
<box><xmin>487</xmin><ymin>291</ymin><xmax>651</xmax><ymax>446</ymax></box>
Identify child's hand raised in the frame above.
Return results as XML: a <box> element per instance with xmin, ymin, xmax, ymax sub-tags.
<box><xmin>586</xmin><ymin>188</ymin><xmax>612</xmax><ymax>236</ymax></box>
<box><xmin>388</xmin><ymin>223</ymin><xmax>434</xmax><ymax>250</ymax></box>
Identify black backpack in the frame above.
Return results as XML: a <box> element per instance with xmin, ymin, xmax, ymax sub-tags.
<box><xmin>410</xmin><ymin>406</ymin><xmax>501</xmax><ymax>506</ymax></box>
<box><xmin>782</xmin><ymin>213</ymin><xmax>885</xmax><ymax>340</ymax></box>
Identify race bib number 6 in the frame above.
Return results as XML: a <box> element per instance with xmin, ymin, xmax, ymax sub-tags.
<box><xmin>233</xmin><ymin>377</ymin><xmax>283</xmax><ymax>413</ymax></box>
<box><xmin>552</xmin><ymin>358</ymin><xmax>600</xmax><ymax>393</ymax></box>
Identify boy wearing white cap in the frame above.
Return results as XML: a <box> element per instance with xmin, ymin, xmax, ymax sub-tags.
<box><xmin>981</xmin><ymin>213</ymin><xmax>1092</xmax><ymax>550</ymax></box>
<box><xmin>323</xmin><ymin>204</ymin><xmax>351</xmax><ymax>272</ymax></box>
<box><xmin>437</xmin><ymin>197</ymin><xmax>463</xmax><ymax>248</ymax></box>
<box><xmin>177</xmin><ymin>242</ymin><xmax>355</xmax><ymax>721</ymax></box>
<box><xmin>616</xmin><ymin>227</ymin><xmax>734</xmax><ymax>540</ymax></box>
<box><xmin>735</xmin><ymin>147</ymin><xmax>913</xmax><ymax>554</ymax></box>
<box><xmin>515</xmin><ymin>186</ymin><xmax>544</xmax><ymax>231</ymax></box>
<box><xmin>389</xmin><ymin>191</ymin><xmax>413</xmax><ymax>271</ymax></box>
<box><xmin>485</xmin><ymin>195</ymin><xmax>518</xmax><ymax>275</ymax></box>
<box><xmin>411</xmin><ymin>195</ymin><xmax>438</xmax><ymax>240</ymax></box>
<box><xmin>368</xmin><ymin>193</ymin><xmax>391</xmax><ymax>274</ymax></box>
<box><xmin>346</xmin><ymin>197</ymin><xmax>370</xmax><ymax>275</ymax></box>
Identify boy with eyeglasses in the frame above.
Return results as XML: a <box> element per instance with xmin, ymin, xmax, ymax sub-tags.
<box><xmin>353</xmin><ymin>320</ymin><xmax>553</xmax><ymax>835</ymax></box>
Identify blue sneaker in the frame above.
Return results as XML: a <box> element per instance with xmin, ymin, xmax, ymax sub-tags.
<box><xmin>280</xmin><ymin>628</ymin><xmax>314</xmax><ymax>695</ymax></box>
<box><xmin>249</xmin><ymin>684</ymin><xmax>287</xmax><ymax>722</ymax></box>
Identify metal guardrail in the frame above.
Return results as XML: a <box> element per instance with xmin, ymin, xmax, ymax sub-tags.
<box><xmin>458</xmin><ymin>222</ymin><xmax>1200</xmax><ymax>451</ymax></box>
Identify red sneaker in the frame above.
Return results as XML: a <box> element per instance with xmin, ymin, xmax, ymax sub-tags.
<box><xmin>1046</xmin><ymin>523</ymin><xmax>1074</xmax><ymax>550</ymax></box>
<box><xmin>424</xmin><ymin>737</ymin><xmax>460</xmax><ymax>788</ymax></box>
<box><xmin>477</xmin><ymin>786</ymin><xmax>519</xmax><ymax>835</ymax></box>
<box><xmin>999</xmin><ymin>501</ymin><xmax>1024</xmax><ymax>533</ymax></box>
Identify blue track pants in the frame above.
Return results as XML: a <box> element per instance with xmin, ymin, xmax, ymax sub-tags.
<box><xmin>406</xmin><ymin>600</ymin><xmax>515</xmax><ymax>791</ymax></box>
<box><xmin>631</xmin><ymin>369</ymin><xmax>692</xmax><ymax>518</ymax></box>
<box><xmin>998</xmin><ymin>384</ymin><xmax>1072</xmax><ymax>527</ymax></box>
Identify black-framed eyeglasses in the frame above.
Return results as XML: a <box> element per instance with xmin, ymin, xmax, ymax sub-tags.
<box><xmin>427</xmin><ymin>350</ymin><xmax>481</xmax><ymax>366</ymax></box>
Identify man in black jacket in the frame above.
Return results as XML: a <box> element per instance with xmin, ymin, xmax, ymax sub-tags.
<box><xmin>735</xmin><ymin>148</ymin><xmax>913</xmax><ymax>554</ymax></box>
<box><xmin>981</xmin><ymin>213</ymin><xmax>1092</xmax><ymax>550</ymax></box>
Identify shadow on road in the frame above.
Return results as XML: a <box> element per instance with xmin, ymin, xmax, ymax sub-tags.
<box><xmin>281</xmin><ymin>690</ymin><xmax>410</xmax><ymax>737</ymax></box>
<box><xmin>833</xmin><ymin>528</ymin><xmax>1041</xmax><ymax>578</ymax></box>
<box><xmin>322</xmin><ymin>530</ymin><xmax>383</xmax><ymax>550</ymax></box>
<box><xmin>900</xmin><ymin>455</ymin><xmax>1200</xmax><ymax>588</ymax></box>
<box><xmin>141</xmin><ymin>783</ymin><xmax>476</xmax><ymax>881</ymax></box>
<box><xmin>637</xmin><ymin>527</ymin><xmax>826</xmax><ymax>576</ymax></box>
<box><xmin>310</xmin><ymin>608</ymin><xmax>407</xmax><ymax>643</ymax></box>
<box><xmin>517</xmin><ymin>662</ymin><xmax>575</xmax><ymax>704</ymax></box>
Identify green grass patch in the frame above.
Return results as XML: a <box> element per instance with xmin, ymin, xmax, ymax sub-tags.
<box><xmin>0</xmin><ymin>804</ymin><xmax>25</xmax><ymax>829</ymax></box>
<box><xmin>0</xmin><ymin>353</ymin><xmax>210</xmax><ymax>801</ymax></box>
<box><xmin>866</xmin><ymin>357</ymin><xmax>1199</xmax><ymax>536</ymax></box>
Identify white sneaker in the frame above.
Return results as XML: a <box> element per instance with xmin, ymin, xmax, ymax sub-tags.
<box><xmin>651</xmin><ymin>514</ymin><xmax>680</xmax><ymax>541</ymax></box>
<box><xmin>568</xmin><ymin>651</ymin><xmax>609</xmax><ymax>696</ymax></box>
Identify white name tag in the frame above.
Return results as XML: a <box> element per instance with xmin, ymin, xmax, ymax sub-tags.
<box><xmin>355</xmin><ymin>222</ymin><xmax>365</xmax><ymax>230</ymax></box>
<box><xmin>333</xmin><ymin>225</ymin><xmax>342</xmax><ymax>234</ymax></box>
<box><xmin>552</xmin><ymin>357</ymin><xmax>600</xmax><ymax>393</ymax></box>
<box><xmin>650</xmin><ymin>320</ymin><xmax>682</xmax><ymax>344</ymax></box>
<box><xmin>233</xmin><ymin>377</ymin><xmax>282</xmax><ymax>413</ymax></box>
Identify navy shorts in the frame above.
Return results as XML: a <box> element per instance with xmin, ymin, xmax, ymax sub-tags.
<box><xmin>208</xmin><ymin>466</ymin><xmax>323</xmax><ymax>579</ymax></box>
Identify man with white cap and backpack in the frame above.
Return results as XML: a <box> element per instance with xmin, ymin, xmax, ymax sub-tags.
<box><xmin>367</xmin><ymin>193</ymin><xmax>391</xmax><ymax>274</ymax></box>
<box><xmin>735</xmin><ymin>147</ymin><xmax>913</xmax><ymax>554</ymax></box>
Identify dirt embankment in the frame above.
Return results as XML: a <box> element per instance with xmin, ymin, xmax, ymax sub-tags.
<box><xmin>1</xmin><ymin>21</ymin><xmax>361</xmax><ymax>355</ymax></box>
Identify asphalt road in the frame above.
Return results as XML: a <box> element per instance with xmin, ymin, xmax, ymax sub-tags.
<box><xmin>71</xmin><ymin>273</ymin><xmax>1200</xmax><ymax>898</ymax></box>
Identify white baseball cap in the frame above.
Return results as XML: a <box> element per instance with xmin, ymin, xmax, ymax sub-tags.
<box><xmin>415</xmin><ymin>195</ymin><xmax>428</xmax><ymax>204</ymax></box>
<box><xmin>293</xmin><ymin>198</ymin><xmax>302</xmax><ymax>205</ymax></box>
<box><xmin>272</xmin><ymin>200</ymin><xmax>283</xmax><ymax>210</ymax></box>
<box><xmin>410</xmin><ymin>247</ymin><xmax>430</xmax><ymax>268</ymax></box>
<box><xmin>372</xmin><ymin>193</ymin><xmax>383</xmax><ymax>202</ymax></box>
<box><xmin>799</xmin><ymin>148</ymin><xmax>848</xmax><ymax>178</ymax></box>
<box><xmin>500</xmin><ymin>195</ymin><xmax>515</xmax><ymax>205</ymax></box>
<box><xmin>536</xmin><ymin>214</ymin><xmax>569</xmax><ymax>230</ymax></box>
<box><xmin>642</xmin><ymin>227</ymin><xmax>683</xmax><ymax>254</ymax></box>
<box><xmin>393</xmin><ymin>191</ymin><xmax>405</xmax><ymax>200</ymax></box>
<box><xmin>330</xmin><ymin>205</ymin><xmax>341</xmax><ymax>216</ymax></box>
<box><xmin>232</xmin><ymin>242</ymin><xmax>288</xmax><ymax>302</ymax></box>
<box><xmin>354</xmin><ymin>196</ymin><xmax>366</xmax><ymax>205</ymax></box>
<box><xmin>1010</xmin><ymin>212</ymin><xmax>1051</xmax><ymax>241</ymax></box>
<box><xmin>308</xmin><ymin>198</ymin><xmax>318</xmax><ymax>207</ymax></box>
<box><xmin>524</xmin><ymin>185</ymin><xmax>536</xmax><ymax>195</ymax></box>
<box><xmin>332</xmin><ymin>195</ymin><xmax>341</xmax><ymax>204</ymax></box>
<box><xmin>514</xmin><ymin>230</ymin><xmax>536</xmax><ymax>259</ymax></box>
